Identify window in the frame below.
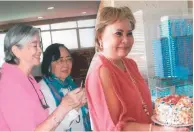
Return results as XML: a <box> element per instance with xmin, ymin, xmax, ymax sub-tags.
<box><xmin>128</xmin><ymin>10</ymin><xmax>148</xmax><ymax>79</ymax></box>
<box><xmin>0</xmin><ymin>18</ymin><xmax>96</xmax><ymax>67</ymax></box>
<box><xmin>51</xmin><ymin>21</ymin><xmax>77</xmax><ymax>29</ymax></box>
<box><xmin>41</xmin><ymin>32</ymin><xmax>51</xmax><ymax>51</ymax></box>
<box><xmin>79</xmin><ymin>28</ymin><xmax>95</xmax><ymax>48</ymax></box>
<box><xmin>34</xmin><ymin>25</ymin><xmax>50</xmax><ymax>31</ymax></box>
<box><xmin>77</xmin><ymin>19</ymin><xmax>96</xmax><ymax>27</ymax></box>
<box><xmin>52</xmin><ymin>29</ymin><xmax>78</xmax><ymax>49</ymax></box>
<box><xmin>35</xmin><ymin>19</ymin><xmax>96</xmax><ymax>51</ymax></box>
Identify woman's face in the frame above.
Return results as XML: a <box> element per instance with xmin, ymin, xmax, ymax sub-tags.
<box><xmin>51</xmin><ymin>47</ymin><xmax>73</xmax><ymax>81</ymax></box>
<box><xmin>15</xmin><ymin>33</ymin><xmax>42</xmax><ymax>67</ymax></box>
<box><xmin>99</xmin><ymin>18</ymin><xmax>134</xmax><ymax>60</ymax></box>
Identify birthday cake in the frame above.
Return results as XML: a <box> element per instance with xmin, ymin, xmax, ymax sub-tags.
<box><xmin>154</xmin><ymin>95</ymin><xmax>193</xmax><ymax>125</ymax></box>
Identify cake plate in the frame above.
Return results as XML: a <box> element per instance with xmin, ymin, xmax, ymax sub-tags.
<box><xmin>151</xmin><ymin>115</ymin><xmax>193</xmax><ymax>127</ymax></box>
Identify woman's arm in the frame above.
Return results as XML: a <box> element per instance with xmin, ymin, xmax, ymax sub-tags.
<box><xmin>35</xmin><ymin>103</ymin><xmax>70</xmax><ymax>131</ymax></box>
<box><xmin>35</xmin><ymin>88</ymin><xmax>84</xmax><ymax>131</ymax></box>
<box><xmin>40</xmin><ymin>81</ymin><xmax>81</xmax><ymax>130</ymax></box>
<box><xmin>99</xmin><ymin>66</ymin><xmax>122</xmax><ymax>124</ymax></box>
<box><xmin>87</xmin><ymin>66</ymin><xmax>189</xmax><ymax>131</ymax></box>
<box><xmin>86</xmin><ymin>65</ymin><xmax>130</xmax><ymax>130</ymax></box>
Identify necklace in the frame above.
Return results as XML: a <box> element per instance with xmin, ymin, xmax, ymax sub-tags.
<box><xmin>102</xmin><ymin>55</ymin><xmax>150</xmax><ymax>117</ymax></box>
<box><xmin>124</xmin><ymin>63</ymin><xmax>150</xmax><ymax>117</ymax></box>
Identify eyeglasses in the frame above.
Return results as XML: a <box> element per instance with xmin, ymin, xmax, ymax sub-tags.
<box><xmin>56</xmin><ymin>57</ymin><xmax>73</xmax><ymax>65</ymax></box>
<box><xmin>28</xmin><ymin>77</ymin><xmax>49</xmax><ymax>109</ymax></box>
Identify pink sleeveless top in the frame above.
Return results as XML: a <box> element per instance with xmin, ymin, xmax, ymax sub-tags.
<box><xmin>85</xmin><ymin>53</ymin><xmax>152</xmax><ymax>131</ymax></box>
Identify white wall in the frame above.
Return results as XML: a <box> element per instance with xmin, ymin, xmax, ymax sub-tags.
<box><xmin>114</xmin><ymin>1</ymin><xmax>189</xmax><ymax>77</ymax></box>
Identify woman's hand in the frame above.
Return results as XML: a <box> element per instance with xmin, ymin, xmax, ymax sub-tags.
<box><xmin>80</xmin><ymin>88</ymin><xmax>87</xmax><ymax>105</ymax></box>
<box><xmin>59</xmin><ymin>88</ymin><xmax>84</xmax><ymax>112</ymax></box>
<box><xmin>35</xmin><ymin>88</ymin><xmax>86</xmax><ymax>131</ymax></box>
<box><xmin>75</xmin><ymin>88</ymin><xmax>87</xmax><ymax>111</ymax></box>
<box><xmin>153</xmin><ymin>125</ymin><xmax>189</xmax><ymax>131</ymax></box>
<box><xmin>162</xmin><ymin>126</ymin><xmax>189</xmax><ymax>131</ymax></box>
<box><xmin>123</xmin><ymin>122</ymin><xmax>189</xmax><ymax>131</ymax></box>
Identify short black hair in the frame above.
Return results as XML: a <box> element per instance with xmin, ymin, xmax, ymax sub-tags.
<box><xmin>41</xmin><ymin>43</ymin><xmax>71</xmax><ymax>77</ymax></box>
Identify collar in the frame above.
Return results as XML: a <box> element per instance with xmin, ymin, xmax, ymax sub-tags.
<box><xmin>1</xmin><ymin>62</ymin><xmax>33</xmax><ymax>79</ymax></box>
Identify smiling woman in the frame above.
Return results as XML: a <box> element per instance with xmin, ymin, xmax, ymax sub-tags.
<box><xmin>85</xmin><ymin>6</ymin><xmax>189</xmax><ymax>131</ymax></box>
<box><xmin>4</xmin><ymin>24</ymin><xmax>42</xmax><ymax>66</ymax></box>
<box><xmin>39</xmin><ymin>43</ymin><xmax>91</xmax><ymax>131</ymax></box>
<box><xmin>0</xmin><ymin>24</ymin><xmax>86</xmax><ymax>131</ymax></box>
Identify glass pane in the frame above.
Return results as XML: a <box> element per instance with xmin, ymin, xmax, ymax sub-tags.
<box><xmin>51</xmin><ymin>30</ymin><xmax>78</xmax><ymax>49</ymax></box>
<box><xmin>78</xmin><ymin>19</ymin><xmax>96</xmax><ymax>27</ymax></box>
<box><xmin>41</xmin><ymin>32</ymin><xmax>51</xmax><ymax>52</ymax></box>
<box><xmin>0</xmin><ymin>33</ymin><xmax>5</xmax><ymax>67</ymax></box>
<box><xmin>33</xmin><ymin>25</ymin><xmax>50</xmax><ymax>31</ymax></box>
<box><xmin>51</xmin><ymin>21</ymin><xmax>77</xmax><ymax>29</ymax></box>
<box><xmin>79</xmin><ymin>28</ymin><xmax>95</xmax><ymax>48</ymax></box>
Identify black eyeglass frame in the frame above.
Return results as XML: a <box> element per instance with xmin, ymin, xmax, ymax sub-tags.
<box><xmin>28</xmin><ymin>77</ymin><xmax>49</xmax><ymax>109</ymax></box>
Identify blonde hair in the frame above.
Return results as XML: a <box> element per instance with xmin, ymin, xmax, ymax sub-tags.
<box><xmin>95</xmin><ymin>6</ymin><xmax>136</xmax><ymax>51</ymax></box>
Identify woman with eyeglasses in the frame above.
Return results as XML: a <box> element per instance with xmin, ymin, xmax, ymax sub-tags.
<box><xmin>39</xmin><ymin>43</ymin><xmax>91</xmax><ymax>131</ymax></box>
<box><xmin>0</xmin><ymin>24</ymin><xmax>85</xmax><ymax>131</ymax></box>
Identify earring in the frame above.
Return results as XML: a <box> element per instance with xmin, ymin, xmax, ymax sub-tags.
<box><xmin>100</xmin><ymin>44</ymin><xmax>103</xmax><ymax>49</ymax></box>
<box><xmin>99</xmin><ymin>41</ymin><xmax>103</xmax><ymax>49</ymax></box>
<box><xmin>48</xmin><ymin>66</ymin><xmax>51</xmax><ymax>72</ymax></box>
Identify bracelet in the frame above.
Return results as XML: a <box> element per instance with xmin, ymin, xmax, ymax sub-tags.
<box><xmin>149</xmin><ymin>123</ymin><xmax>152</xmax><ymax>132</ymax></box>
<box><xmin>53</xmin><ymin>116</ymin><xmax>61</xmax><ymax>125</ymax></box>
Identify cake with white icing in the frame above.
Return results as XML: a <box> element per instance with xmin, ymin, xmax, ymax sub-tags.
<box><xmin>154</xmin><ymin>95</ymin><xmax>193</xmax><ymax>125</ymax></box>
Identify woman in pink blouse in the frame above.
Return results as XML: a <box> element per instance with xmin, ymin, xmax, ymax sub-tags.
<box><xmin>85</xmin><ymin>7</ymin><xmax>188</xmax><ymax>131</ymax></box>
<box><xmin>0</xmin><ymin>24</ymin><xmax>86</xmax><ymax>131</ymax></box>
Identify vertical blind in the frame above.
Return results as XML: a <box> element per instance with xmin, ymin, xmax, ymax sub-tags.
<box><xmin>128</xmin><ymin>10</ymin><xmax>148</xmax><ymax>79</ymax></box>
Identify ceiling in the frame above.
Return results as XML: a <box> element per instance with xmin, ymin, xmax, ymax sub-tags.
<box><xmin>0</xmin><ymin>1</ymin><xmax>100</xmax><ymax>26</ymax></box>
<box><xmin>115</xmin><ymin>1</ymin><xmax>190</xmax><ymax>12</ymax></box>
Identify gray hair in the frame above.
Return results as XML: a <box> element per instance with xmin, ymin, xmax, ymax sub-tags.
<box><xmin>4</xmin><ymin>24</ymin><xmax>40</xmax><ymax>64</ymax></box>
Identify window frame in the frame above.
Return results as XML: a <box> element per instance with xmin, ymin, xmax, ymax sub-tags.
<box><xmin>34</xmin><ymin>18</ymin><xmax>96</xmax><ymax>51</ymax></box>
